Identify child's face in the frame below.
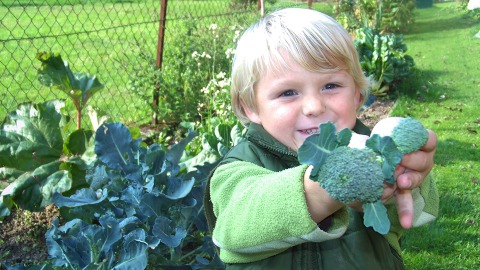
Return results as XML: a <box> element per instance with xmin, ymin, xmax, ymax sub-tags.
<box><xmin>243</xmin><ymin>55</ymin><xmax>361</xmax><ymax>152</ymax></box>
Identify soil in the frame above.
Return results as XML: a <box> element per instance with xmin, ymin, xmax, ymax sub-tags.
<box><xmin>0</xmin><ymin>205</ymin><xmax>59</xmax><ymax>268</ymax></box>
<box><xmin>0</xmin><ymin>99</ymin><xmax>393</xmax><ymax>268</ymax></box>
<box><xmin>357</xmin><ymin>99</ymin><xmax>395</xmax><ymax>129</ymax></box>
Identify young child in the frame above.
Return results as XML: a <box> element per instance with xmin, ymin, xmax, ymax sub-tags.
<box><xmin>204</xmin><ymin>8</ymin><xmax>438</xmax><ymax>269</ymax></box>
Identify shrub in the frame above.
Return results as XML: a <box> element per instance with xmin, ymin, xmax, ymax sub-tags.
<box><xmin>335</xmin><ymin>0</ymin><xmax>416</xmax><ymax>33</ymax></box>
<box><xmin>354</xmin><ymin>27</ymin><xmax>415</xmax><ymax>96</ymax></box>
<box><xmin>121</xmin><ymin>21</ymin><xmax>240</xmax><ymax>128</ymax></box>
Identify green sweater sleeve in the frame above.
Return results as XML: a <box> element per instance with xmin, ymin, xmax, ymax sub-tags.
<box><xmin>210</xmin><ymin>161</ymin><xmax>349</xmax><ymax>263</ymax></box>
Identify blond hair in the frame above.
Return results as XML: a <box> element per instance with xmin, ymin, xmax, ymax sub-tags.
<box><xmin>231</xmin><ymin>8</ymin><xmax>369</xmax><ymax>124</ymax></box>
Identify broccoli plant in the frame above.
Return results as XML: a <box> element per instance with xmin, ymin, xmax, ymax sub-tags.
<box><xmin>47</xmin><ymin>122</ymin><xmax>223</xmax><ymax>269</ymax></box>
<box><xmin>298</xmin><ymin>117</ymin><xmax>429</xmax><ymax>234</ymax></box>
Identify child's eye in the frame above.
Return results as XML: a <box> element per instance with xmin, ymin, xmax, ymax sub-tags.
<box><xmin>279</xmin><ymin>89</ymin><xmax>297</xmax><ymax>97</ymax></box>
<box><xmin>323</xmin><ymin>83</ymin><xmax>339</xmax><ymax>91</ymax></box>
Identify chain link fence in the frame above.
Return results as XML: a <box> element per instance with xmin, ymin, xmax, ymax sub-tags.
<box><xmin>0</xmin><ymin>0</ymin><xmax>307</xmax><ymax>128</ymax></box>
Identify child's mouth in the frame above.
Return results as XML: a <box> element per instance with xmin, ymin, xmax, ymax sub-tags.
<box><xmin>301</xmin><ymin>128</ymin><xmax>319</xmax><ymax>135</ymax></box>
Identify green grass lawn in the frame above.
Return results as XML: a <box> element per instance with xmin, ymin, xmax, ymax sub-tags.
<box><xmin>0</xmin><ymin>0</ymin><xmax>163</xmax><ymax>124</ymax></box>
<box><xmin>391</xmin><ymin>2</ymin><xmax>480</xmax><ymax>269</ymax></box>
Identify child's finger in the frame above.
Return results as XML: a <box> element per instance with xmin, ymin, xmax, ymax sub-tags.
<box><xmin>421</xmin><ymin>130</ymin><xmax>437</xmax><ymax>152</ymax></box>
<box><xmin>395</xmin><ymin>188</ymin><xmax>413</xmax><ymax>229</ymax></box>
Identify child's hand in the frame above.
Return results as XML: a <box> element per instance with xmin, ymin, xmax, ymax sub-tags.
<box><xmin>393</xmin><ymin>130</ymin><xmax>437</xmax><ymax>228</ymax></box>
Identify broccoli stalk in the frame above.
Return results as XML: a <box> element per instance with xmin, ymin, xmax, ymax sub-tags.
<box><xmin>298</xmin><ymin>117</ymin><xmax>429</xmax><ymax>235</ymax></box>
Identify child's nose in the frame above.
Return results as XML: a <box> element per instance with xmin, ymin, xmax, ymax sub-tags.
<box><xmin>302</xmin><ymin>96</ymin><xmax>325</xmax><ymax>116</ymax></box>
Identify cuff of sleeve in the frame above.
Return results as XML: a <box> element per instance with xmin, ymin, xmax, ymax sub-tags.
<box><xmin>216</xmin><ymin>206</ymin><xmax>349</xmax><ymax>255</ymax></box>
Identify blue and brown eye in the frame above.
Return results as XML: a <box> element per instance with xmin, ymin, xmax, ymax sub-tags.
<box><xmin>323</xmin><ymin>83</ymin><xmax>339</xmax><ymax>90</ymax></box>
<box><xmin>280</xmin><ymin>89</ymin><xmax>297</xmax><ymax>97</ymax></box>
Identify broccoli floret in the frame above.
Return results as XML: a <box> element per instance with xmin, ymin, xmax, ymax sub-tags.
<box><xmin>391</xmin><ymin>117</ymin><xmax>429</xmax><ymax>154</ymax></box>
<box><xmin>371</xmin><ymin>117</ymin><xmax>429</xmax><ymax>154</ymax></box>
<box><xmin>317</xmin><ymin>146</ymin><xmax>384</xmax><ymax>204</ymax></box>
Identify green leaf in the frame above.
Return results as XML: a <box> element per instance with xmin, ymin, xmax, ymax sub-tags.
<box><xmin>363</xmin><ymin>201</ymin><xmax>390</xmax><ymax>235</ymax></box>
<box><xmin>36</xmin><ymin>52</ymin><xmax>77</xmax><ymax>94</ymax></box>
<box><xmin>0</xmin><ymin>100</ymin><xmax>93</xmax><ymax>216</ymax></box>
<box><xmin>337</xmin><ymin>128</ymin><xmax>353</xmax><ymax>146</ymax></box>
<box><xmin>298</xmin><ymin>122</ymin><xmax>352</xmax><ymax>180</ymax></box>
<box><xmin>64</xmin><ymin>129</ymin><xmax>94</xmax><ymax>155</ymax></box>
<box><xmin>0</xmin><ymin>100</ymin><xmax>64</xmax><ymax>173</ymax></box>
<box><xmin>36</xmin><ymin>51</ymin><xmax>104</xmax><ymax>107</ymax></box>
<box><xmin>53</xmin><ymin>188</ymin><xmax>107</xmax><ymax>208</ymax></box>
<box><xmin>0</xmin><ymin>196</ymin><xmax>13</xmax><ymax>217</ymax></box>
<box><xmin>202</xmin><ymin>133</ymin><xmax>217</xmax><ymax>152</ymax></box>
<box><xmin>230</xmin><ymin>122</ymin><xmax>247</xmax><ymax>145</ymax></box>
<box><xmin>0</xmin><ymin>101</ymin><xmax>66</xmax><ymax>204</ymax></box>
<box><xmin>366</xmin><ymin>134</ymin><xmax>403</xmax><ymax>183</ymax></box>
<box><xmin>95</xmin><ymin>123</ymin><xmax>135</xmax><ymax>170</ymax></box>
<box><xmin>152</xmin><ymin>216</ymin><xmax>187</xmax><ymax>248</ymax></box>
<box><xmin>1</xmin><ymin>161</ymin><xmax>72</xmax><ymax>211</ymax></box>
<box><xmin>214</xmin><ymin>123</ymin><xmax>231</xmax><ymax>144</ymax></box>
<box><xmin>116</xmin><ymin>229</ymin><xmax>148</xmax><ymax>269</ymax></box>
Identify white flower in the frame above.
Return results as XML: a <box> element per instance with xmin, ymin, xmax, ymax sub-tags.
<box><xmin>218</xmin><ymin>80</ymin><xmax>229</xmax><ymax>88</ymax></box>
<box><xmin>216</xmin><ymin>72</ymin><xmax>226</xmax><ymax>79</ymax></box>
<box><xmin>201</xmin><ymin>87</ymin><xmax>209</xmax><ymax>94</ymax></box>
<box><xmin>225</xmin><ymin>48</ymin><xmax>235</xmax><ymax>59</ymax></box>
<box><xmin>234</xmin><ymin>30</ymin><xmax>241</xmax><ymax>40</ymax></box>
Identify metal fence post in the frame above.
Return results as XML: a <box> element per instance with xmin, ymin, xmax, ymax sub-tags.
<box><xmin>154</xmin><ymin>0</ymin><xmax>168</xmax><ymax>125</ymax></box>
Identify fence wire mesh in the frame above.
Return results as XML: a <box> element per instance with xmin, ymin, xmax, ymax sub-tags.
<box><xmin>0</xmin><ymin>0</ymin><xmax>305</xmax><ymax>127</ymax></box>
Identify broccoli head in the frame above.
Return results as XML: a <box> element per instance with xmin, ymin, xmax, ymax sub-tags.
<box><xmin>391</xmin><ymin>117</ymin><xmax>429</xmax><ymax>154</ymax></box>
<box><xmin>371</xmin><ymin>117</ymin><xmax>429</xmax><ymax>154</ymax></box>
<box><xmin>317</xmin><ymin>146</ymin><xmax>384</xmax><ymax>204</ymax></box>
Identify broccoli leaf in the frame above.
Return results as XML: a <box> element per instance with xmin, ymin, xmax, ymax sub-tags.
<box><xmin>152</xmin><ymin>216</ymin><xmax>187</xmax><ymax>248</ymax></box>
<box><xmin>336</xmin><ymin>128</ymin><xmax>353</xmax><ymax>146</ymax></box>
<box><xmin>115</xmin><ymin>229</ymin><xmax>148</xmax><ymax>270</ymax></box>
<box><xmin>45</xmin><ymin>216</ymin><xmax>146</xmax><ymax>269</ymax></box>
<box><xmin>366</xmin><ymin>134</ymin><xmax>403</xmax><ymax>184</ymax></box>
<box><xmin>36</xmin><ymin>52</ymin><xmax>104</xmax><ymax>107</ymax></box>
<box><xmin>363</xmin><ymin>201</ymin><xmax>390</xmax><ymax>235</ymax></box>
<box><xmin>298</xmin><ymin>122</ymin><xmax>352</xmax><ymax>180</ymax></box>
<box><xmin>53</xmin><ymin>188</ymin><xmax>108</xmax><ymax>207</ymax></box>
<box><xmin>95</xmin><ymin>122</ymin><xmax>136</xmax><ymax>170</ymax></box>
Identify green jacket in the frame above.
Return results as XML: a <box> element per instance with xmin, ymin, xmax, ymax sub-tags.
<box><xmin>204</xmin><ymin>120</ymin><xmax>439</xmax><ymax>269</ymax></box>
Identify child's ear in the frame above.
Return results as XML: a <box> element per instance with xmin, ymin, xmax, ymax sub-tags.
<box><xmin>241</xmin><ymin>101</ymin><xmax>261</xmax><ymax>124</ymax></box>
<box><xmin>354</xmin><ymin>87</ymin><xmax>362</xmax><ymax>110</ymax></box>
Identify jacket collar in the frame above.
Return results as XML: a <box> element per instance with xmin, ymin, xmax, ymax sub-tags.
<box><xmin>246</xmin><ymin>122</ymin><xmax>298</xmax><ymax>159</ymax></box>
